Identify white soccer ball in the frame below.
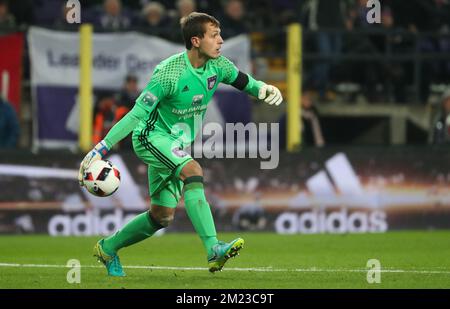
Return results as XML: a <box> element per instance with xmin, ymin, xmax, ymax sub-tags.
<box><xmin>83</xmin><ymin>160</ymin><xmax>120</xmax><ymax>197</ymax></box>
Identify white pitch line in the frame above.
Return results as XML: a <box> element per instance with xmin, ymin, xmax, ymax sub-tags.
<box><xmin>0</xmin><ymin>262</ymin><xmax>449</xmax><ymax>275</ymax></box>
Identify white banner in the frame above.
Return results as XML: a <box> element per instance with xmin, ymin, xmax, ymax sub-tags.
<box><xmin>28</xmin><ymin>27</ymin><xmax>251</xmax><ymax>90</ymax></box>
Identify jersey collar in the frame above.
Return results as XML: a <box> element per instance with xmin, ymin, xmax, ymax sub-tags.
<box><xmin>183</xmin><ymin>51</ymin><xmax>209</xmax><ymax>92</ymax></box>
<box><xmin>184</xmin><ymin>51</ymin><xmax>208</xmax><ymax>75</ymax></box>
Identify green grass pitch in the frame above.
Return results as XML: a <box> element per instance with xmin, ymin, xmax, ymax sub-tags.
<box><xmin>0</xmin><ymin>231</ymin><xmax>449</xmax><ymax>289</ymax></box>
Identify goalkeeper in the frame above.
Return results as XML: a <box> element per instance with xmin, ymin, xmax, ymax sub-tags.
<box><xmin>78</xmin><ymin>12</ymin><xmax>283</xmax><ymax>277</ymax></box>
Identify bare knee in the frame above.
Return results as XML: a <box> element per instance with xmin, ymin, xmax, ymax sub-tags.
<box><xmin>156</xmin><ymin>214</ymin><xmax>174</xmax><ymax>227</ymax></box>
<box><xmin>149</xmin><ymin>206</ymin><xmax>175</xmax><ymax>227</ymax></box>
<box><xmin>180</xmin><ymin>160</ymin><xmax>203</xmax><ymax>180</ymax></box>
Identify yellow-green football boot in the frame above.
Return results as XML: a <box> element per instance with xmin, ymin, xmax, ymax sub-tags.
<box><xmin>208</xmin><ymin>238</ymin><xmax>244</xmax><ymax>273</ymax></box>
<box><xmin>93</xmin><ymin>239</ymin><xmax>126</xmax><ymax>277</ymax></box>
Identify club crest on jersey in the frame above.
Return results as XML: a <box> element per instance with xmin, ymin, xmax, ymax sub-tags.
<box><xmin>207</xmin><ymin>75</ymin><xmax>217</xmax><ymax>90</ymax></box>
<box><xmin>192</xmin><ymin>94</ymin><xmax>204</xmax><ymax>106</ymax></box>
<box><xmin>172</xmin><ymin>147</ymin><xmax>188</xmax><ymax>158</ymax></box>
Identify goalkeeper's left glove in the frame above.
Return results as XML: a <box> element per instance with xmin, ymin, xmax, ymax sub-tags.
<box><xmin>258</xmin><ymin>84</ymin><xmax>283</xmax><ymax>106</ymax></box>
<box><xmin>78</xmin><ymin>140</ymin><xmax>110</xmax><ymax>186</ymax></box>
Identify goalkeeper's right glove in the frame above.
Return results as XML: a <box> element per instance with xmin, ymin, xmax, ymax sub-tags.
<box><xmin>258</xmin><ymin>84</ymin><xmax>283</xmax><ymax>106</ymax></box>
<box><xmin>78</xmin><ymin>140</ymin><xmax>110</xmax><ymax>186</ymax></box>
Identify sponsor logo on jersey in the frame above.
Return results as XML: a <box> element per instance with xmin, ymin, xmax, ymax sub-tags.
<box><xmin>192</xmin><ymin>94</ymin><xmax>204</xmax><ymax>106</ymax></box>
<box><xmin>141</xmin><ymin>91</ymin><xmax>158</xmax><ymax>106</ymax></box>
<box><xmin>207</xmin><ymin>75</ymin><xmax>217</xmax><ymax>90</ymax></box>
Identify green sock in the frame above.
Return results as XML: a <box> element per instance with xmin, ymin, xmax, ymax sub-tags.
<box><xmin>183</xmin><ymin>176</ymin><xmax>218</xmax><ymax>256</ymax></box>
<box><xmin>102</xmin><ymin>211</ymin><xmax>163</xmax><ymax>255</ymax></box>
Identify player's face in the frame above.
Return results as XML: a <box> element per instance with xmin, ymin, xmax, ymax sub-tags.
<box><xmin>199</xmin><ymin>23</ymin><xmax>224</xmax><ymax>59</ymax></box>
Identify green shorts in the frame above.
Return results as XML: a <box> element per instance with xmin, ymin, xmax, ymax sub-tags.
<box><xmin>132</xmin><ymin>129</ymin><xmax>192</xmax><ymax>208</ymax></box>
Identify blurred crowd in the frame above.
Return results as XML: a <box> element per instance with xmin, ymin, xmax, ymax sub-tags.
<box><xmin>295</xmin><ymin>0</ymin><xmax>450</xmax><ymax>105</ymax></box>
<box><xmin>0</xmin><ymin>0</ymin><xmax>276</xmax><ymax>39</ymax></box>
<box><xmin>1</xmin><ymin>0</ymin><xmax>450</xmax><ymax>149</ymax></box>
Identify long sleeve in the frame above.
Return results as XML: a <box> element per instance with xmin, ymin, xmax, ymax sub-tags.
<box><xmin>102</xmin><ymin>63</ymin><xmax>170</xmax><ymax>148</ymax></box>
<box><xmin>103</xmin><ymin>103</ymin><xmax>149</xmax><ymax>148</ymax></box>
<box><xmin>216</xmin><ymin>55</ymin><xmax>265</xmax><ymax>98</ymax></box>
<box><xmin>242</xmin><ymin>74</ymin><xmax>265</xmax><ymax>98</ymax></box>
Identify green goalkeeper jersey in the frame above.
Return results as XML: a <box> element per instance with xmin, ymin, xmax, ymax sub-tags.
<box><xmin>103</xmin><ymin>51</ymin><xmax>264</xmax><ymax>148</ymax></box>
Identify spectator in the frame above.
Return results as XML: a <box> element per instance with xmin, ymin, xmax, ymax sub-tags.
<box><xmin>432</xmin><ymin>0</ymin><xmax>450</xmax><ymax>95</ymax></box>
<box><xmin>116</xmin><ymin>74</ymin><xmax>140</xmax><ymax>110</ymax></box>
<box><xmin>116</xmin><ymin>75</ymin><xmax>138</xmax><ymax>149</ymax></box>
<box><xmin>175</xmin><ymin>0</ymin><xmax>196</xmax><ymax>19</ymax></box>
<box><xmin>345</xmin><ymin>1</ymin><xmax>374</xmax><ymax>101</ymax></box>
<box><xmin>377</xmin><ymin>6</ymin><xmax>409</xmax><ymax>103</ymax></box>
<box><xmin>271</xmin><ymin>0</ymin><xmax>297</xmax><ymax>26</ymax></box>
<box><xmin>168</xmin><ymin>0</ymin><xmax>196</xmax><ymax>43</ymax></box>
<box><xmin>8</xmin><ymin>0</ymin><xmax>33</xmax><ymax>26</ymax></box>
<box><xmin>218</xmin><ymin>0</ymin><xmax>248</xmax><ymax>39</ymax></box>
<box><xmin>347</xmin><ymin>0</ymin><xmax>372</xmax><ymax>30</ymax></box>
<box><xmin>401</xmin><ymin>0</ymin><xmax>450</xmax><ymax>102</ymax></box>
<box><xmin>350</xmin><ymin>5</ymin><xmax>410</xmax><ymax>103</ymax></box>
<box><xmin>0</xmin><ymin>97</ymin><xmax>19</xmax><ymax>149</ymax></box>
<box><xmin>279</xmin><ymin>89</ymin><xmax>325</xmax><ymax>149</ymax></box>
<box><xmin>53</xmin><ymin>2</ymin><xmax>80</xmax><ymax>30</ymax></box>
<box><xmin>0</xmin><ymin>0</ymin><xmax>16</xmax><ymax>29</ymax></box>
<box><xmin>31</xmin><ymin>0</ymin><xmax>60</xmax><ymax>26</ymax></box>
<box><xmin>245</xmin><ymin>0</ymin><xmax>275</xmax><ymax>30</ymax></box>
<box><xmin>96</xmin><ymin>0</ymin><xmax>131</xmax><ymax>31</ymax></box>
<box><xmin>303</xmin><ymin>0</ymin><xmax>350</xmax><ymax>100</ymax></box>
<box><xmin>139</xmin><ymin>1</ymin><xmax>170</xmax><ymax>36</ymax></box>
<box><xmin>430</xmin><ymin>90</ymin><xmax>450</xmax><ymax>145</ymax></box>
<box><xmin>92</xmin><ymin>93</ymin><xmax>125</xmax><ymax>145</ymax></box>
